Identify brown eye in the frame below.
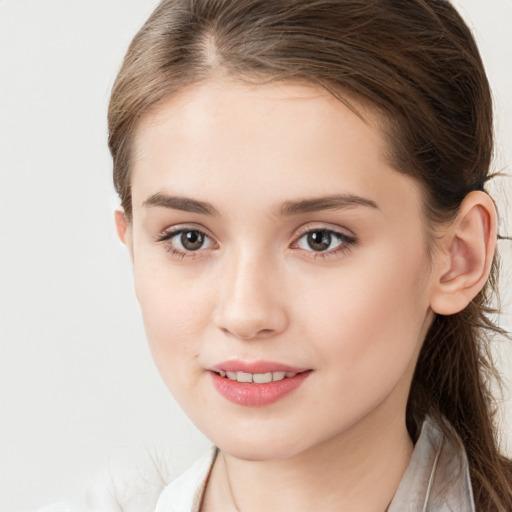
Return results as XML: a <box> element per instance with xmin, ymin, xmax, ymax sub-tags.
<box><xmin>157</xmin><ymin>227</ymin><xmax>216</xmax><ymax>258</ymax></box>
<box><xmin>294</xmin><ymin>228</ymin><xmax>356</xmax><ymax>256</ymax></box>
<box><xmin>180</xmin><ymin>230</ymin><xmax>206</xmax><ymax>251</ymax></box>
<box><xmin>306</xmin><ymin>230</ymin><xmax>332</xmax><ymax>252</ymax></box>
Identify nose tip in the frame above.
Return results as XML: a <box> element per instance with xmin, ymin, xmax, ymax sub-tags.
<box><xmin>215</xmin><ymin>300</ymin><xmax>287</xmax><ymax>340</ymax></box>
<box><xmin>213</xmin><ymin>261</ymin><xmax>288</xmax><ymax>340</ymax></box>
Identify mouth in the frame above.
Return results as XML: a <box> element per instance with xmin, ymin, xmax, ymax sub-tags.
<box><xmin>208</xmin><ymin>361</ymin><xmax>312</xmax><ymax>407</ymax></box>
<box><xmin>214</xmin><ymin>370</ymin><xmax>303</xmax><ymax>383</ymax></box>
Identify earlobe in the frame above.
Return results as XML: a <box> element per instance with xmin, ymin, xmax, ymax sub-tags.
<box><xmin>430</xmin><ymin>191</ymin><xmax>497</xmax><ymax>315</ymax></box>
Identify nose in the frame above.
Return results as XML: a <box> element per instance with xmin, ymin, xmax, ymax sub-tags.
<box><xmin>213</xmin><ymin>252</ymin><xmax>288</xmax><ymax>340</ymax></box>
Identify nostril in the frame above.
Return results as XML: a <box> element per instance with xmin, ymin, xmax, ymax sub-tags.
<box><xmin>230</xmin><ymin>327</ymin><xmax>277</xmax><ymax>340</ymax></box>
<box><xmin>256</xmin><ymin>328</ymin><xmax>275</xmax><ymax>337</ymax></box>
<box><xmin>216</xmin><ymin>322</ymin><xmax>276</xmax><ymax>340</ymax></box>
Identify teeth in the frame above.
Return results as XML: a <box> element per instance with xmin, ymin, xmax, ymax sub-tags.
<box><xmin>237</xmin><ymin>371</ymin><xmax>253</xmax><ymax>383</ymax></box>
<box><xmin>220</xmin><ymin>370</ymin><xmax>298</xmax><ymax>383</ymax></box>
<box><xmin>253</xmin><ymin>372</ymin><xmax>272</xmax><ymax>384</ymax></box>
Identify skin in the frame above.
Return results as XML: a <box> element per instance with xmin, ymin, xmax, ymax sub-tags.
<box><xmin>115</xmin><ymin>79</ymin><xmax>497</xmax><ymax>511</ymax></box>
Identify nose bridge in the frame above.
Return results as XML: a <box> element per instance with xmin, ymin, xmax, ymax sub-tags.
<box><xmin>214</xmin><ymin>245</ymin><xmax>287</xmax><ymax>339</ymax></box>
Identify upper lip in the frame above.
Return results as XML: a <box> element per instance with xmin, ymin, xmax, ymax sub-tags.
<box><xmin>209</xmin><ymin>360</ymin><xmax>310</xmax><ymax>374</ymax></box>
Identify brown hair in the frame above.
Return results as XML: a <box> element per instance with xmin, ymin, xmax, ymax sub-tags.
<box><xmin>108</xmin><ymin>0</ymin><xmax>512</xmax><ymax>509</ymax></box>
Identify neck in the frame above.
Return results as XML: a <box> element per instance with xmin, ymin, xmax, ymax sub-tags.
<box><xmin>203</xmin><ymin>408</ymin><xmax>414</xmax><ymax>512</ymax></box>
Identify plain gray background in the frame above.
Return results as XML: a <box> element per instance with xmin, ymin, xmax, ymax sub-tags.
<box><xmin>0</xmin><ymin>1</ymin><xmax>511</xmax><ymax>511</ymax></box>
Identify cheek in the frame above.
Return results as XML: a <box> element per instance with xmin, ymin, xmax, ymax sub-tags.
<box><xmin>132</xmin><ymin>258</ymin><xmax>213</xmax><ymax>378</ymax></box>
<box><xmin>295</xmin><ymin>244</ymin><xmax>431</xmax><ymax>388</ymax></box>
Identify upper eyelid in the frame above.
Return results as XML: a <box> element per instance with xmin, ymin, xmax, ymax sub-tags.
<box><xmin>155</xmin><ymin>224</ymin><xmax>214</xmax><ymax>241</ymax></box>
<box><xmin>156</xmin><ymin>227</ymin><xmax>217</xmax><ymax>256</ymax></box>
<box><xmin>292</xmin><ymin>222</ymin><xmax>356</xmax><ymax>240</ymax></box>
<box><xmin>290</xmin><ymin>224</ymin><xmax>358</xmax><ymax>254</ymax></box>
<box><xmin>291</xmin><ymin>229</ymin><xmax>356</xmax><ymax>249</ymax></box>
<box><xmin>154</xmin><ymin>223</ymin><xmax>356</xmax><ymax>247</ymax></box>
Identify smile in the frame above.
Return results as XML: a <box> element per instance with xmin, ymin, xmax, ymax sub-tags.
<box><xmin>217</xmin><ymin>370</ymin><xmax>299</xmax><ymax>383</ymax></box>
<box><xmin>209</xmin><ymin>361</ymin><xmax>312</xmax><ymax>407</ymax></box>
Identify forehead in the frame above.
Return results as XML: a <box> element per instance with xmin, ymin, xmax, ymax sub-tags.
<box><xmin>130</xmin><ymin>78</ymin><xmax>423</xmax><ymax>221</ymax></box>
<box><xmin>134</xmin><ymin>79</ymin><xmax>381</xmax><ymax>155</ymax></box>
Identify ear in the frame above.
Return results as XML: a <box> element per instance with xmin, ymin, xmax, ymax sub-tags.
<box><xmin>430</xmin><ymin>191</ymin><xmax>497</xmax><ymax>315</ymax></box>
<box><xmin>114</xmin><ymin>209</ymin><xmax>134</xmax><ymax>261</ymax></box>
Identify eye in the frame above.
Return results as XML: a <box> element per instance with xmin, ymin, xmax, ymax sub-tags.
<box><xmin>175</xmin><ymin>230</ymin><xmax>210</xmax><ymax>251</ymax></box>
<box><xmin>156</xmin><ymin>227</ymin><xmax>216</xmax><ymax>257</ymax></box>
<box><xmin>293</xmin><ymin>228</ymin><xmax>356</xmax><ymax>257</ymax></box>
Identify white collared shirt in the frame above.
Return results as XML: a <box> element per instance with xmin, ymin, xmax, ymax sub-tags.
<box><xmin>155</xmin><ymin>417</ymin><xmax>475</xmax><ymax>512</ymax></box>
<box><xmin>39</xmin><ymin>416</ymin><xmax>475</xmax><ymax>512</ymax></box>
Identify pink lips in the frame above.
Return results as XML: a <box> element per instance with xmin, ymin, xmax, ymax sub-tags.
<box><xmin>209</xmin><ymin>360</ymin><xmax>312</xmax><ymax>407</ymax></box>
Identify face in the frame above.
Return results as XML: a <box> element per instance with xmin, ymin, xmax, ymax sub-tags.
<box><xmin>122</xmin><ymin>79</ymin><xmax>437</xmax><ymax>461</ymax></box>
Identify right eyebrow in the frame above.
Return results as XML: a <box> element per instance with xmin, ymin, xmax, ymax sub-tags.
<box><xmin>142</xmin><ymin>193</ymin><xmax>219</xmax><ymax>216</ymax></box>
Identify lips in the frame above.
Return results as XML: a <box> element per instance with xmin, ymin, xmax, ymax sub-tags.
<box><xmin>209</xmin><ymin>360</ymin><xmax>312</xmax><ymax>407</ymax></box>
<box><xmin>218</xmin><ymin>370</ymin><xmax>299</xmax><ymax>383</ymax></box>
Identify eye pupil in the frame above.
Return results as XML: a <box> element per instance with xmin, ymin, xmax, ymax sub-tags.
<box><xmin>181</xmin><ymin>230</ymin><xmax>204</xmax><ymax>251</ymax></box>
<box><xmin>307</xmin><ymin>230</ymin><xmax>331</xmax><ymax>251</ymax></box>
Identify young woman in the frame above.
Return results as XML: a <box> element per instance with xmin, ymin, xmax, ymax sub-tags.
<box><xmin>105</xmin><ymin>0</ymin><xmax>512</xmax><ymax>510</ymax></box>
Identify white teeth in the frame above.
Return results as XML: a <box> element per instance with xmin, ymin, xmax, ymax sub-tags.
<box><xmin>220</xmin><ymin>370</ymin><xmax>298</xmax><ymax>383</ymax></box>
<box><xmin>253</xmin><ymin>372</ymin><xmax>273</xmax><ymax>384</ymax></box>
<box><xmin>237</xmin><ymin>371</ymin><xmax>253</xmax><ymax>383</ymax></box>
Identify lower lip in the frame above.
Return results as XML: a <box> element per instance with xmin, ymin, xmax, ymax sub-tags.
<box><xmin>210</xmin><ymin>371</ymin><xmax>311</xmax><ymax>407</ymax></box>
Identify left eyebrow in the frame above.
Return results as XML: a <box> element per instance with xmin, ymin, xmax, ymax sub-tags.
<box><xmin>279</xmin><ymin>194</ymin><xmax>379</xmax><ymax>216</ymax></box>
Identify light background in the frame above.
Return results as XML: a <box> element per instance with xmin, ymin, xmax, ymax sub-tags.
<box><xmin>0</xmin><ymin>1</ymin><xmax>510</xmax><ymax>511</ymax></box>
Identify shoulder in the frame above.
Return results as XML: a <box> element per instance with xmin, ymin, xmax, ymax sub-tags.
<box><xmin>38</xmin><ymin>445</ymin><xmax>216</xmax><ymax>512</ymax></box>
<box><xmin>88</xmin><ymin>444</ymin><xmax>216</xmax><ymax>512</ymax></box>
<box><xmin>154</xmin><ymin>446</ymin><xmax>218</xmax><ymax>512</ymax></box>
<box><xmin>389</xmin><ymin>415</ymin><xmax>475</xmax><ymax>512</ymax></box>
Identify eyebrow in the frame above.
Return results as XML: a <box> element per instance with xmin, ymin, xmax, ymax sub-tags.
<box><xmin>142</xmin><ymin>192</ymin><xmax>379</xmax><ymax>217</ymax></box>
<box><xmin>279</xmin><ymin>194</ymin><xmax>379</xmax><ymax>216</ymax></box>
<box><xmin>143</xmin><ymin>193</ymin><xmax>219</xmax><ymax>216</ymax></box>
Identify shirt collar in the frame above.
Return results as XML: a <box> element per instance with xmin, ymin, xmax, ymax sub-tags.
<box><xmin>155</xmin><ymin>416</ymin><xmax>475</xmax><ymax>512</ymax></box>
<box><xmin>388</xmin><ymin>416</ymin><xmax>475</xmax><ymax>511</ymax></box>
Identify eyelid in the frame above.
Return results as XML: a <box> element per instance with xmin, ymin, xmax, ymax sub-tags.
<box><xmin>290</xmin><ymin>223</ymin><xmax>358</xmax><ymax>258</ymax></box>
<box><xmin>155</xmin><ymin>223</ymin><xmax>215</xmax><ymax>241</ymax></box>
<box><xmin>293</xmin><ymin>222</ymin><xmax>356</xmax><ymax>240</ymax></box>
<box><xmin>155</xmin><ymin>223</ymin><xmax>219</xmax><ymax>258</ymax></box>
<box><xmin>154</xmin><ymin>222</ymin><xmax>357</xmax><ymax>260</ymax></box>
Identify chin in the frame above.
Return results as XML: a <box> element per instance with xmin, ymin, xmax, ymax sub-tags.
<box><xmin>200</xmin><ymin>419</ymin><xmax>320</xmax><ymax>461</ymax></box>
<box><xmin>217</xmin><ymin>437</ymin><xmax>303</xmax><ymax>461</ymax></box>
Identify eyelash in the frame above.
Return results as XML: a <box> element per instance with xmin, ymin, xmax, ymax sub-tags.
<box><xmin>291</xmin><ymin>226</ymin><xmax>357</xmax><ymax>260</ymax></box>
<box><xmin>155</xmin><ymin>226</ymin><xmax>215</xmax><ymax>260</ymax></box>
<box><xmin>155</xmin><ymin>225</ymin><xmax>357</xmax><ymax>260</ymax></box>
